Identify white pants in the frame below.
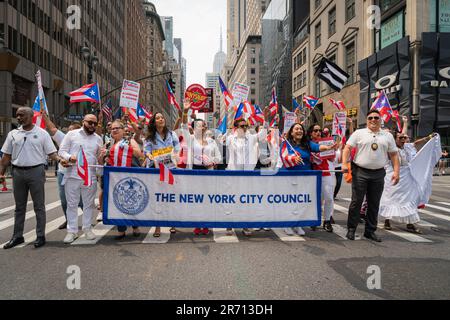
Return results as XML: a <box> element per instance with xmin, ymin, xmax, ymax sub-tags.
<box><xmin>322</xmin><ymin>175</ymin><xmax>335</xmax><ymax>221</ymax></box>
<box><xmin>65</xmin><ymin>178</ymin><xmax>97</xmax><ymax>234</ymax></box>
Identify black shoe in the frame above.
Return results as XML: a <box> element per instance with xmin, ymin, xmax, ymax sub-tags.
<box><xmin>330</xmin><ymin>216</ymin><xmax>335</xmax><ymax>225</ymax></box>
<box><xmin>311</xmin><ymin>226</ymin><xmax>317</xmax><ymax>231</ymax></box>
<box><xmin>34</xmin><ymin>237</ymin><xmax>46</xmax><ymax>248</ymax></box>
<box><xmin>364</xmin><ymin>232</ymin><xmax>382</xmax><ymax>242</ymax></box>
<box><xmin>384</xmin><ymin>220</ymin><xmax>392</xmax><ymax>230</ymax></box>
<box><xmin>323</xmin><ymin>221</ymin><xmax>333</xmax><ymax>233</ymax></box>
<box><xmin>346</xmin><ymin>228</ymin><xmax>356</xmax><ymax>240</ymax></box>
<box><xmin>114</xmin><ymin>233</ymin><xmax>126</xmax><ymax>241</ymax></box>
<box><xmin>58</xmin><ymin>221</ymin><xmax>67</xmax><ymax>230</ymax></box>
<box><xmin>3</xmin><ymin>237</ymin><xmax>25</xmax><ymax>249</ymax></box>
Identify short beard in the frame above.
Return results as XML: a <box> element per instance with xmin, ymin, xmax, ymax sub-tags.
<box><xmin>84</xmin><ymin>125</ymin><xmax>95</xmax><ymax>135</ymax></box>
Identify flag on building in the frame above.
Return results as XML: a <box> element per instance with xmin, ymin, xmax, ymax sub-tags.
<box><xmin>159</xmin><ymin>162</ymin><xmax>175</xmax><ymax>185</ymax></box>
<box><xmin>371</xmin><ymin>91</ymin><xmax>393</xmax><ymax>122</ymax></box>
<box><xmin>269</xmin><ymin>88</ymin><xmax>279</xmax><ymax>117</ymax></box>
<box><xmin>109</xmin><ymin>140</ymin><xmax>133</xmax><ymax>167</ymax></box>
<box><xmin>69</xmin><ymin>83</ymin><xmax>101</xmax><ymax>104</ymax></box>
<box><xmin>77</xmin><ymin>147</ymin><xmax>91</xmax><ymax>187</ymax></box>
<box><xmin>32</xmin><ymin>95</ymin><xmax>47</xmax><ymax>129</ymax></box>
<box><xmin>166</xmin><ymin>80</ymin><xmax>181</xmax><ymax>112</ymax></box>
<box><xmin>315</xmin><ymin>58</ymin><xmax>349</xmax><ymax>92</ymax></box>
<box><xmin>329</xmin><ymin>98</ymin><xmax>346</xmax><ymax>111</ymax></box>
<box><xmin>101</xmin><ymin>99</ymin><xmax>113</xmax><ymax>122</ymax></box>
<box><xmin>219</xmin><ymin>76</ymin><xmax>234</xmax><ymax>110</ymax></box>
<box><xmin>303</xmin><ymin>96</ymin><xmax>320</xmax><ymax>110</ymax></box>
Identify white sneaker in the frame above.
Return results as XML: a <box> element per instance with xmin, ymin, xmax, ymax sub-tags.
<box><xmin>84</xmin><ymin>230</ymin><xmax>96</xmax><ymax>240</ymax></box>
<box><xmin>254</xmin><ymin>228</ymin><xmax>262</xmax><ymax>232</ymax></box>
<box><xmin>284</xmin><ymin>228</ymin><xmax>295</xmax><ymax>236</ymax></box>
<box><xmin>64</xmin><ymin>233</ymin><xmax>78</xmax><ymax>244</ymax></box>
<box><xmin>263</xmin><ymin>228</ymin><xmax>271</xmax><ymax>231</ymax></box>
<box><xmin>295</xmin><ymin>227</ymin><xmax>306</xmax><ymax>236</ymax></box>
<box><xmin>96</xmin><ymin>213</ymin><xmax>103</xmax><ymax>222</ymax></box>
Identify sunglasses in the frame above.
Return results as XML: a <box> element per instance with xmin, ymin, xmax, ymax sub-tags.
<box><xmin>313</xmin><ymin>129</ymin><xmax>322</xmax><ymax>133</ymax></box>
<box><xmin>399</xmin><ymin>136</ymin><xmax>408</xmax><ymax>140</ymax></box>
<box><xmin>85</xmin><ymin>121</ymin><xmax>98</xmax><ymax>126</ymax></box>
<box><xmin>367</xmin><ymin>116</ymin><xmax>380</xmax><ymax>121</ymax></box>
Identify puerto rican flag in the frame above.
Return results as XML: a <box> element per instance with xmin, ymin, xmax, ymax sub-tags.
<box><xmin>303</xmin><ymin>96</ymin><xmax>320</xmax><ymax>110</ymax></box>
<box><xmin>166</xmin><ymin>80</ymin><xmax>181</xmax><ymax>112</ymax></box>
<box><xmin>371</xmin><ymin>91</ymin><xmax>393</xmax><ymax>122</ymax></box>
<box><xmin>219</xmin><ymin>76</ymin><xmax>234</xmax><ymax>111</ymax></box>
<box><xmin>77</xmin><ymin>147</ymin><xmax>91</xmax><ymax>187</ymax></box>
<box><xmin>269</xmin><ymin>88</ymin><xmax>279</xmax><ymax>117</ymax></box>
<box><xmin>334</xmin><ymin>114</ymin><xmax>344</xmax><ymax>137</ymax></box>
<box><xmin>32</xmin><ymin>95</ymin><xmax>48</xmax><ymax>129</ymax></box>
<box><xmin>127</xmin><ymin>104</ymin><xmax>153</xmax><ymax>124</ymax></box>
<box><xmin>392</xmin><ymin>110</ymin><xmax>402</xmax><ymax>133</ymax></box>
<box><xmin>329</xmin><ymin>98</ymin><xmax>346</xmax><ymax>111</ymax></box>
<box><xmin>251</xmin><ymin>104</ymin><xmax>265</xmax><ymax>125</ymax></box>
<box><xmin>281</xmin><ymin>141</ymin><xmax>298</xmax><ymax>168</ymax></box>
<box><xmin>69</xmin><ymin>83</ymin><xmax>101</xmax><ymax>104</ymax></box>
<box><xmin>109</xmin><ymin>140</ymin><xmax>133</xmax><ymax>167</ymax></box>
<box><xmin>159</xmin><ymin>162</ymin><xmax>175</xmax><ymax>185</ymax></box>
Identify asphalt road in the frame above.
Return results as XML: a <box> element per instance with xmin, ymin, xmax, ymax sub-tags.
<box><xmin>0</xmin><ymin>173</ymin><xmax>449</xmax><ymax>300</ymax></box>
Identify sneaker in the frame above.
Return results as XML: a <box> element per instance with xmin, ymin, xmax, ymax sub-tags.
<box><xmin>406</xmin><ymin>224</ymin><xmax>422</xmax><ymax>234</ymax></box>
<box><xmin>330</xmin><ymin>216</ymin><xmax>335</xmax><ymax>225</ymax></box>
<box><xmin>323</xmin><ymin>221</ymin><xmax>333</xmax><ymax>233</ymax></box>
<box><xmin>263</xmin><ymin>228</ymin><xmax>271</xmax><ymax>231</ymax></box>
<box><xmin>284</xmin><ymin>228</ymin><xmax>295</xmax><ymax>236</ymax></box>
<box><xmin>242</xmin><ymin>228</ymin><xmax>252</xmax><ymax>236</ymax></box>
<box><xmin>226</xmin><ymin>228</ymin><xmax>233</xmax><ymax>236</ymax></box>
<box><xmin>295</xmin><ymin>227</ymin><xmax>306</xmax><ymax>236</ymax></box>
<box><xmin>253</xmin><ymin>228</ymin><xmax>262</xmax><ymax>232</ymax></box>
<box><xmin>84</xmin><ymin>230</ymin><xmax>96</xmax><ymax>241</ymax></box>
<box><xmin>64</xmin><ymin>233</ymin><xmax>78</xmax><ymax>244</ymax></box>
<box><xmin>96</xmin><ymin>213</ymin><xmax>103</xmax><ymax>222</ymax></box>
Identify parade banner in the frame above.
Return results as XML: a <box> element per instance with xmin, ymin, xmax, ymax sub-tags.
<box><xmin>120</xmin><ymin>80</ymin><xmax>140</xmax><ymax>109</ymax></box>
<box><xmin>332</xmin><ymin>112</ymin><xmax>347</xmax><ymax>136</ymax></box>
<box><xmin>103</xmin><ymin>167</ymin><xmax>322</xmax><ymax>228</ymax></box>
<box><xmin>185</xmin><ymin>84</ymin><xmax>208</xmax><ymax>111</ymax></box>
<box><xmin>283</xmin><ymin>112</ymin><xmax>297</xmax><ymax>133</ymax></box>
<box><xmin>35</xmin><ymin>70</ymin><xmax>48</xmax><ymax>112</ymax></box>
<box><xmin>317</xmin><ymin>138</ymin><xmax>336</xmax><ymax>161</ymax></box>
<box><xmin>232</xmin><ymin>83</ymin><xmax>250</xmax><ymax>107</ymax></box>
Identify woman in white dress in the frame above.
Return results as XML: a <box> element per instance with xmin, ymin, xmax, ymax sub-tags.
<box><xmin>379</xmin><ymin>130</ymin><xmax>435</xmax><ymax>233</ymax></box>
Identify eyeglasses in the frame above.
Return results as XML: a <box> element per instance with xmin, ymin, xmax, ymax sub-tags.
<box><xmin>313</xmin><ymin>129</ymin><xmax>322</xmax><ymax>133</ymax></box>
<box><xmin>399</xmin><ymin>136</ymin><xmax>408</xmax><ymax>140</ymax></box>
<box><xmin>111</xmin><ymin>127</ymin><xmax>123</xmax><ymax>131</ymax></box>
<box><xmin>367</xmin><ymin>117</ymin><xmax>380</xmax><ymax>121</ymax></box>
<box><xmin>238</xmin><ymin>125</ymin><xmax>248</xmax><ymax>129</ymax></box>
<box><xmin>85</xmin><ymin>121</ymin><xmax>98</xmax><ymax>126</ymax></box>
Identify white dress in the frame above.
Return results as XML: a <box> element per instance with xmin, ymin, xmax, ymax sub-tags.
<box><xmin>379</xmin><ymin>146</ymin><xmax>421</xmax><ymax>224</ymax></box>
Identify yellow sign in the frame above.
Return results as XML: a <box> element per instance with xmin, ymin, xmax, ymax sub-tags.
<box><xmin>325</xmin><ymin>108</ymin><xmax>358</xmax><ymax>121</ymax></box>
<box><xmin>152</xmin><ymin>146</ymin><xmax>173</xmax><ymax>157</ymax></box>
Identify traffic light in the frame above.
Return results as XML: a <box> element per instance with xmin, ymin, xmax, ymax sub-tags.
<box><xmin>169</xmin><ymin>77</ymin><xmax>176</xmax><ymax>94</ymax></box>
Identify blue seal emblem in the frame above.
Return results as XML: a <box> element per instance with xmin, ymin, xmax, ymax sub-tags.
<box><xmin>113</xmin><ymin>178</ymin><xmax>149</xmax><ymax>215</ymax></box>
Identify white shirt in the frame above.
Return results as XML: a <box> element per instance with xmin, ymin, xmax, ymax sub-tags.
<box><xmin>1</xmin><ymin>125</ymin><xmax>56</xmax><ymax>167</ymax></box>
<box><xmin>52</xmin><ymin>130</ymin><xmax>67</xmax><ymax>174</ymax></box>
<box><xmin>226</xmin><ymin>127</ymin><xmax>267</xmax><ymax>171</ymax></box>
<box><xmin>192</xmin><ymin>138</ymin><xmax>221</xmax><ymax>167</ymax></box>
<box><xmin>347</xmin><ymin>128</ymin><xmax>398</xmax><ymax>170</ymax></box>
<box><xmin>58</xmin><ymin>128</ymin><xmax>103</xmax><ymax>181</ymax></box>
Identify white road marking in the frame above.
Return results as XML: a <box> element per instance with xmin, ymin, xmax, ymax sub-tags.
<box><xmin>0</xmin><ymin>201</ymin><xmax>61</xmax><ymax>232</ymax></box>
<box><xmin>272</xmin><ymin>229</ymin><xmax>306</xmax><ymax>242</ymax></box>
<box><xmin>71</xmin><ymin>222</ymin><xmax>114</xmax><ymax>245</ymax></box>
<box><xmin>0</xmin><ymin>201</ymin><xmax>32</xmax><ymax>216</ymax></box>
<box><xmin>142</xmin><ymin>227</ymin><xmax>171</xmax><ymax>244</ymax></box>
<box><xmin>381</xmin><ymin>227</ymin><xmax>433</xmax><ymax>243</ymax></box>
<box><xmin>420</xmin><ymin>209</ymin><xmax>450</xmax><ymax>222</ymax></box>
<box><xmin>425</xmin><ymin>204</ymin><xmax>450</xmax><ymax>213</ymax></box>
<box><xmin>437</xmin><ymin>202</ymin><xmax>450</xmax><ymax>207</ymax></box>
<box><xmin>213</xmin><ymin>228</ymin><xmax>239</xmax><ymax>243</ymax></box>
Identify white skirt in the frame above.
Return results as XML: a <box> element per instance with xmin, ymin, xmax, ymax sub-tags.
<box><xmin>379</xmin><ymin>166</ymin><xmax>421</xmax><ymax>224</ymax></box>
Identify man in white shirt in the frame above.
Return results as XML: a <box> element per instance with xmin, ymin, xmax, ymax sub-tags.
<box><xmin>342</xmin><ymin>109</ymin><xmax>400</xmax><ymax>242</ymax></box>
<box><xmin>58</xmin><ymin>114</ymin><xmax>103</xmax><ymax>244</ymax></box>
<box><xmin>0</xmin><ymin>107</ymin><xmax>59</xmax><ymax>249</ymax></box>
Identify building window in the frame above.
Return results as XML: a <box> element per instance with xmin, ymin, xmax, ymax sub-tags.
<box><xmin>251</xmin><ymin>68</ymin><xmax>256</xmax><ymax>75</ymax></box>
<box><xmin>251</xmin><ymin>47</ymin><xmax>256</xmax><ymax>54</ymax></box>
<box><xmin>315</xmin><ymin>22</ymin><xmax>321</xmax><ymax>48</ymax></box>
<box><xmin>315</xmin><ymin>0</ymin><xmax>321</xmax><ymax>10</ymax></box>
<box><xmin>251</xmin><ymin>57</ymin><xmax>256</xmax><ymax>64</ymax></box>
<box><xmin>345</xmin><ymin>0</ymin><xmax>356</xmax><ymax>22</ymax></box>
<box><xmin>329</xmin><ymin>7</ymin><xmax>336</xmax><ymax>37</ymax></box>
<box><xmin>345</xmin><ymin>42</ymin><xmax>356</xmax><ymax>85</ymax></box>
<box><xmin>315</xmin><ymin>76</ymin><xmax>321</xmax><ymax>97</ymax></box>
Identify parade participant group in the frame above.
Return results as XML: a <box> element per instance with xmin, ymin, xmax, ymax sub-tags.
<box><xmin>0</xmin><ymin>81</ymin><xmax>442</xmax><ymax>250</ymax></box>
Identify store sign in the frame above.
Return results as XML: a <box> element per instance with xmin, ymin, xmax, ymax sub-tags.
<box><xmin>372</xmin><ymin>73</ymin><xmax>402</xmax><ymax>98</ymax></box>
<box><xmin>429</xmin><ymin>67</ymin><xmax>450</xmax><ymax>87</ymax></box>
<box><xmin>381</xmin><ymin>11</ymin><xmax>404</xmax><ymax>49</ymax></box>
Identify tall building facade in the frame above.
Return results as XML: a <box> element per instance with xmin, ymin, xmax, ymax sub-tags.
<box><xmin>161</xmin><ymin>16</ymin><xmax>174</xmax><ymax>58</ymax></box>
<box><xmin>142</xmin><ymin>1</ymin><xmax>169</xmax><ymax>122</ymax></box>
<box><xmin>0</xmin><ymin>0</ymin><xmax>125</xmax><ymax>144</ymax></box>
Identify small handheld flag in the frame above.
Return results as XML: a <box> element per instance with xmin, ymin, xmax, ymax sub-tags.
<box><xmin>159</xmin><ymin>162</ymin><xmax>175</xmax><ymax>185</ymax></box>
<box><xmin>371</xmin><ymin>91</ymin><xmax>393</xmax><ymax>123</ymax></box>
<box><xmin>329</xmin><ymin>98</ymin><xmax>346</xmax><ymax>111</ymax></box>
<box><xmin>269</xmin><ymin>88</ymin><xmax>279</xmax><ymax>117</ymax></box>
<box><xmin>217</xmin><ymin>115</ymin><xmax>227</xmax><ymax>135</ymax></box>
<box><xmin>32</xmin><ymin>95</ymin><xmax>47</xmax><ymax>129</ymax></box>
<box><xmin>293</xmin><ymin>97</ymin><xmax>302</xmax><ymax>112</ymax></box>
<box><xmin>77</xmin><ymin>147</ymin><xmax>91</xmax><ymax>186</ymax></box>
<box><xmin>219</xmin><ymin>76</ymin><xmax>234</xmax><ymax>111</ymax></box>
<box><xmin>303</xmin><ymin>96</ymin><xmax>320</xmax><ymax>110</ymax></box>
<box><xmin>70</xmin><ymin>83</ymin><xmax>101</xmax><ymax>104</ymax></box>
<box><xmin>166</xmin><ymin>81</ymin><xmax>181</xmax><ymax>112</ymax></box>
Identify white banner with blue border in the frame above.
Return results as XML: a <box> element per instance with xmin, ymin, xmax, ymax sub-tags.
<box><xmin>103</xmin><ymin>167</ymin><xmax>322</xmax><ymax>228</ymax></box>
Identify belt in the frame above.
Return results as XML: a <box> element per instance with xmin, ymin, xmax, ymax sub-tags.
<box><xmin>351</xmin><ymin>163</ymin><xmax>384</xmax><ymax>172</ymax></box>
<box><xmin>12</xmin><ymin>164</ymin><xmax>44</xmax><ymax>170</ymax></box>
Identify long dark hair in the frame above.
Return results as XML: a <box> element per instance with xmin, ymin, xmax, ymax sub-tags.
<box><xmin>287</xmin><ymin>123</ymin><xmax>309</xmax><ymax>150</ymax></box>
<box><xmin>146</xmin><ymin>112</ymin><xmax>169</xmax><ymax>144</ymax></box>
<box><xmin>307</xmin><ymin>124</ymin><xmax>321</xmax><ymax>139</ymax></box>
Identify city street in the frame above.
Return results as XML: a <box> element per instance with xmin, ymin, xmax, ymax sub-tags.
<box><xmin>0</xmin><ymin>173</ymin><xmax>449</xmax><ymax>300</ymax></box>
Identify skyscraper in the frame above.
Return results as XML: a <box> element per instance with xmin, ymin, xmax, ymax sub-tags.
<box><xmin>213</xmin><ymin>27</ymin><xmax>227</xmax><ymax>74</ymax></box>
<box><xmin>161</xmin><ymin>16</ymin><xmax>174</xmax><ymax>58</ymax></box>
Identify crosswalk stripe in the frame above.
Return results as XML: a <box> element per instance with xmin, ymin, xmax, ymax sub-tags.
<box><xmin>420</xmin><ymin>209</ymin><xmax>450</xmax><ymax>222</ymax></box>
<box><xmin>0</xmin><ymin>201</ymin><xmax>61</xmax><ymax>232</ymax></box>
<box><xmin>381</xmin><ymin>228</ymin><xmax>433</xmax><ymax>243</ymax></box>
<box><xmin>142</xmin><ymin>227</ymin><xmax>171</xmax><ymax>244</ymax></box>
<box><xmin>424</xmin><ymin>204</ymin><xmax>450</xmax><ymax>214</ymax></box>
<box><xmin>213</xmin><ymin>228</ymin><xmax>239</xmax><ymax>243</ymax></box>
<box><xmin>71</xmin><ymin>222</ymin><xmax>114</xmax><ymax>246</ymax></box>
<box><xmin>437</xmin><ymin>202</ymin><xmax>450</xmax><ymax>207</ymax></box>
<box><xmin>272</xmin><ymin>229</ymin><xmax>306</xmax><ymax>242</ymax></box>
<box><xmin>334</xmin><ymin>204</ymin><xmax>349</xmax><ymax>214</ymax></box>
<box><xmin>1</xmin><ymin>208</ymin><xmax>81</xmax><ymax>248</ymax></box>
<box><xmin>417</xmin><ymin>220</ymin><xmax>437</xmax><ymax>228</ymax></box>
<box><xmin>0</xmin><ymin>201</ymin><xmax>32</xmax><ymax>216</ymax></box>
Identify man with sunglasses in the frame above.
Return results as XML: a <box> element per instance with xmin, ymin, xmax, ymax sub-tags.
<box><xmin>58</xmin><ymin>114</ymin><xmax>103</xmax><ymax>244</ymax></box>
<box><xmin>342</xmin><ymin>109</ymin><xmax>400</xmax><ymax>242</ymax></box>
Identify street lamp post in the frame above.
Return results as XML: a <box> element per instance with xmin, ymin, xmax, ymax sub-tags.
<box><xmin>80</xmin><ymin>44</ymin><xmax>99</xmax><ymax>114</ymax></box>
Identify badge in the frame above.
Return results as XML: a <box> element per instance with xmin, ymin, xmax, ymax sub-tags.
<box><xmin>371</xmin><ymin>143</ymin><xmax>379</xmax><ymax>151</ymax></box>
<box><xmin>34</xmin><ymin>135</ymin><xmax>38</xmax><ymax>139</ymax></box>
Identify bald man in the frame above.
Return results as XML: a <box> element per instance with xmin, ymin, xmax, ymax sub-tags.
<box><xmin>0</xmin><ymin>107</ymin><xmax>59</xmax><ymax>249</ymax></box>
<box><xmin>58</xmin><ymin>114</ymin><xmax>103</xmax><ymax>244</ymax></box>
